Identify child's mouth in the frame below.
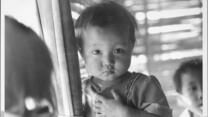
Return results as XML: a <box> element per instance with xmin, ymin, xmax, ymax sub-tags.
<box><xmin>198</xmin><ymin>103</ymin><xmax>202</xmax><ymax>108</ymax></box>
<box><xmin>103</xmin><ymin>70</ymin><xmax>114</xmax><ymax>75</ymax></box>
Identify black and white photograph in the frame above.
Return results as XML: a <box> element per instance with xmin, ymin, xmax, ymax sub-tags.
<box><xmin>1</xmin><ymin>0</ymin><xmax>207</xmax><ymax>117</ymax></box>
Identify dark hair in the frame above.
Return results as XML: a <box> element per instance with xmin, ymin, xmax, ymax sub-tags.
<box><xmin>173</xmin><ymin>59</ymin><xmax>202</xmax><ymax>93</ymax></box>
<box><xmin>75</xmin><ymin>1</ymin><xmax>137</xmax><ymax>48</ymax></box>
<box><xmin>5</xmin><ymin>16</ymin><xmax>55</xmax><ymax>114</ymax></box>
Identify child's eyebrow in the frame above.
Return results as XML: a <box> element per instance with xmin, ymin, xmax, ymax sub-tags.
<box><xmin>90</xmin><ymin>43</ymin><xmax>129</xmax><ymax>47</ymax></box>
<box><xmin>87</xmin><ymin>44</ymin><xmax>102</xmax><ymax>49</ymax></box>
<box><xmin>117</xmin><ymin>43</ymin><xmax>130</xmax><ymax>46</ymax></box>
<box><xmin>90</xmin><ymin>43</ymin><xmax>102</xmax><ymax>46</ymax></box>
<box><xmin>188</xmin><ymin>81</ymin><xmax>197</xmax><ymax>86</ymax></box>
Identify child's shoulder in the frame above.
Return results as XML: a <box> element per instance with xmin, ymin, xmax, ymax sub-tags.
<box><xmin>131</xmin><ymin>72</ymin><xmax>159</xmax><ymax>82</ymax></box>
<box><xmin>130</xmin><ymin>72</ymin><xmax>162</xmax><ymax>89</ymax></box>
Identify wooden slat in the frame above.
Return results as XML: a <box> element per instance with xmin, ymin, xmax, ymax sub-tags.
<box><xmin>36</xmin><ymin>0</ymin><xmax>83</xmax><ymax>116</ymax></box>
<box><xmin>58</xmin><ymin>0</ymin><xmax>83</xmax><ymax>116</ymax></box>
<box><xmin>36</xmin><ymin>0</ymin><xmax>72</xmax><ymax>115</ymax></box>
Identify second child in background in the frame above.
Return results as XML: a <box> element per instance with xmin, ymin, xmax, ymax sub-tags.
<box><xmin>173</xmin><ymin>59</ymin><xmax>203</xmax><ymax>117</ymax></box>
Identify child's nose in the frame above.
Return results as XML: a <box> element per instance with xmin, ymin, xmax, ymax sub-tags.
<box><xmin>102</xmin><ymin>54</ymin><xmax>114</xmax><ymax>66</ymax></box>
<box><xmin>198</xmin><ymin>88</ymin><xmax>203</xmax><ymax>100</ymax></box>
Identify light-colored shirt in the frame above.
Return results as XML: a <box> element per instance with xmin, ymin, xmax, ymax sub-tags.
<box><xmin>179</xmin><ymin>108</ymin><xmax>203</xmax><ymax>117</ymax></box>
<box><xmin>179</xmin><ymin>109</ymin><xmax>193</xmax><ymax>117</ymax></box>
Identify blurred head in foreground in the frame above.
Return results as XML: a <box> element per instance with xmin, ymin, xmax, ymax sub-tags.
<box><xmin>5</xmin><ymin>16</ymin><xmax>55</xmax><ymax>117</ymax></box>
<box><xmin>173</xmin><ymin>58</ymin><xmax>202</xmax><ymax>116</ymax></box>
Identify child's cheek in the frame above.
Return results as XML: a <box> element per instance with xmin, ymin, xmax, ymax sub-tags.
<box><xmin>116</xmin><ymin>55</ymin><xmax>131</xmax><ymax>67</ymax></box>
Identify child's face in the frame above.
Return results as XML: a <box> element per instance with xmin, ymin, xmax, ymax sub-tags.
<box><xmin>81</xmin><ymin>26</ymin><xmax>133</xmax><ymax>81</ymax></box>
<box><xmin>181</xmin><ymin>72</ymin><xmax>202</xmax><ymax>110</ymax></box>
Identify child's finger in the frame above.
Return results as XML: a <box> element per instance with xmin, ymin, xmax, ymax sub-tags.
<box><xmin>111</xmin><ymin>89</ymin><xmax>120</xmax><ymax>101</ymax></box>
<box><xmin>93</xmin><ymin>104</ymin><xmax>101</xmax><ymax>112</ymax></box>
<box><xmin>93</xmin><ymin>104</ymin><xmax>105</xmax><ymax>116</ymax></box>
<box><xmin>94</xmin><ymin>99</ymin><xmax>103</xmax><ymax>107</ymax></box>
<box><xmin>95</xmin><ymin>110</ymin><xmax>105</xmax><ymax>117</ymax></box>
<box><xmin>96</xmin><ymin>94</ymin><xmax>106</xmax><ymax>103</ymax></box>
<box><xmin>96</xmin><ymin>112</ymin><xmax>105</xmax><ymax>117</ymax></box>
<box><xmin>95</xmin><ymin>99</ymin><xmax>102</xmax><ymax>104</ymax></box>
<box><xmin>88</xmin><ymin>86</ymin><xmax>97</xmax><ymax>96</ymax></box>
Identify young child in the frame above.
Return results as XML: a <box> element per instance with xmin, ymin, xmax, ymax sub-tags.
<box><xmin>5</xmin><ymin>16</ymin><xmax>56</xmax><ymax>117</ymax></box>
<box><xmin>173</xmin><ymin>59</ymin><xmax>202</xmax><ymax>117</ymax></box>
<box><xmin>75</xmin><ymin>1</ymin><xmax>172</xmax><ymax>117</ymax></box>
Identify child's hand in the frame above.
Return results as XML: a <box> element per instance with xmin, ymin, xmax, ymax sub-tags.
<box><xmin>93</xmin><ymin>90</ymin><xmax>128</xmax><ymax>117</ymax></box>
<box><xmin>178</xmin><ymin>95</ymin><xmax>203</xmax><ymax>117</ymax></box>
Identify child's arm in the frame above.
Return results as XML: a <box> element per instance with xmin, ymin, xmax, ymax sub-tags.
<box><xmin>127</xmin><ymin>75</ymin><xmax>172</xmax><ymax>117</ymax></box>
<box><xmin>92</xmin><ymin>75</ymin><xmax>172</xmax><ymax>117</ymax></box>
<box><xmin>93</xmin><ymin>90</ymin><xmax>160</xmax><ymax>117</ymax></box>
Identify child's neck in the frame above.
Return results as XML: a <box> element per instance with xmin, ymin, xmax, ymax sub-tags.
<box><xmin>92</xmin><ymin>71</ymin><xmax>131</xmax><ymax>90</ymax></box>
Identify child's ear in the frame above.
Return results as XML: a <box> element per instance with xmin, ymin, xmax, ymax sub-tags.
<box><xmin>76</xmin><ymin>43</ymin><xmax>83</xmax><ymax>55</ymax></box>
<box><xmin>178</xmin><ymin>94</ymin><xmax>203</xmax><ymax>116</ymax></box>
<box><xmin>78</xmin><ymin>48</ymin><xmax>85</xmax><ymax>60</ymax></box>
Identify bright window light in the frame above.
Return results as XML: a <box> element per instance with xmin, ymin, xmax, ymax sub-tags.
<box><xmin>72</xmin><ymin>3</ymin><xmax>85</xmax><ymax>10</ymax></box>
<box><xmin>124</xmin><ymin>0</ymin><xmax>133</xmax><ymax>7</ymax></box>
<box><xmin>135</xmin><ymin>12</ymin><xmax>145</xmax><ymax>21</ymax></box>
<box><xmin>147</xmin><ymin>11</ymin><xmax>160</xmax><ymax>20</ymax></box>
<box><xmin>71</xmin><ymin>11</ymin><xmax>79</xmax><ymax>20</ymax></box>
<box><xmin>4</xmin><ymin>0</ymin><xmax>40</xmax><ymax>35</ymax></box>
<box><xmin>129</xmin><ymin>55</ymin><xmax>148</xmax><ymax>74</ymax></box>
<box><xmin>153</xmin><ymin>49</ymin><xmax>202</xmax><ymax>61</ymax></box>
<box><xmin>25</xmin><ymin>97</ymin><xmax>36</xmax><ymax>110</ymax></box>
<box><xmin>138</xmin><ymin>54</ymin><xmax>148</xmax><ymax>63</ymax></box>
<box><xmin>148</xmin><ymin>24</ymin><xmax>194</xmax><ymax>34</ymax></box>
<box><xmin>147</xmin><ymin>8</ymin><xmax>201</xmax><ymax>20</ymax></box>
<box><xmin>161</xmin><ymin>44</ymin><xmax>178</xmax><ymax>50</ymax></box>
<box><xmin>182</xmin><ymin>18</ymin><xmax>202</xmax><ymax>24</ymax></box>
<box><xmin>160</xmin><ymin>31</ymin><xmax>199</xmax><ymax>42</ymax></box>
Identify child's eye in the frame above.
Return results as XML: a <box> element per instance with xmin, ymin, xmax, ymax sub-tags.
<box><xmin>191</xmin><ymin>86</ymin><xmax>197</xmax><ymax>91</ymax></box>
<box><xmin>92</xmin><ymin>50</ymin><xmax>101</xmax><ymax>55</ymax></box>
<box><xmin>188</xmin><ymin>86</ymin><xmax>197</xmax><ymax>91</ymax></box>
<box><xmin>113</xmin><ymin>48</ymin><xmax>125</xmax><ymax>54</ymax></box>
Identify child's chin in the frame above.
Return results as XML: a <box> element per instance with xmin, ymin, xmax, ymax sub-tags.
<box><xmin>103</xmin><ymin>75</ymin><xmax>119</xmax><ymax>81</ymax></box>
<box><xmin>193</xmin><ymin>105</ymin><xmax>203</xmax><ymax>114</ymax></box>
<box><xmin>103</xmin><ymin>76</ymin><xmax>116</xmax><ymax>81</ymax></box>
<box><xmin>199</xmin><ymin>105</ymin><xmax>203</xmax><ymax>111</ymax></box>
<box><xmin>196</xmin><ymin>103</ymin><xmax>203</xmax><ymax>110</ymax></box>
